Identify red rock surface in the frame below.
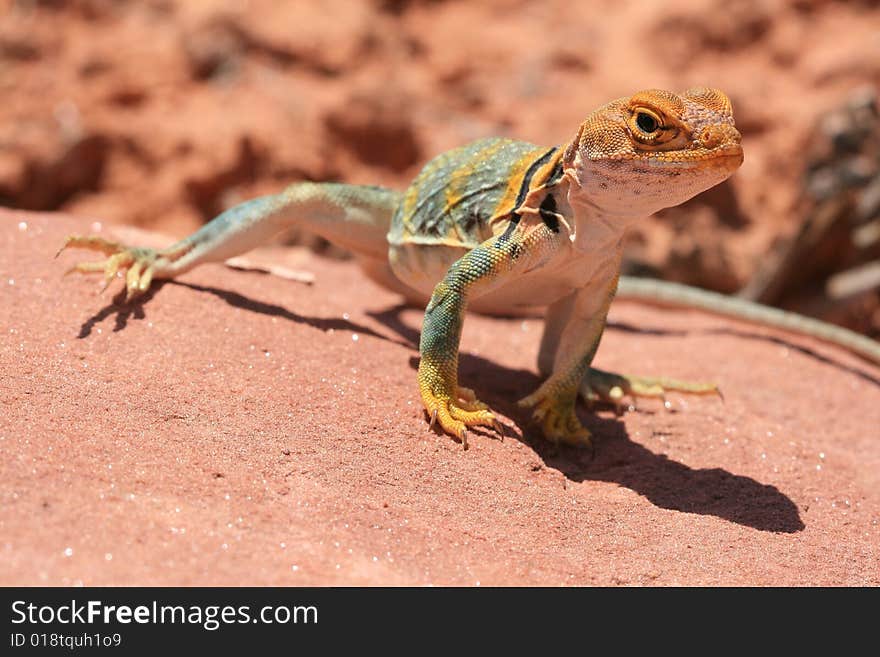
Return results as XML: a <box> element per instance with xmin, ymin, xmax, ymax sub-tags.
<box><xmin>2</xmin><ymin>209</ymin><xmax>879</xmax><ymax>586</ymax></box>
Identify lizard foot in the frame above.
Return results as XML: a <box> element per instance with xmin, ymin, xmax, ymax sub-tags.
<box><xmin>421</xmin><ymin>385</ymin><xmax>500</xmax><ymax>450</ymax></box>
<box><xmin>582</xmin><ymin>366</ymin><xmax>720</xmax><ymax>412</ymax></box>
<box><xmin>57</xmin><ymin>235</ymin><xmax>167</xmax><ymax>301</ymax></box>
<box><xmin>518</xmin><ymin>389</ymin><xmax>592</xmax><ymax>449</ymax></box>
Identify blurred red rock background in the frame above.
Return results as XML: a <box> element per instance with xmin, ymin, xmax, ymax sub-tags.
<box><xmin>2</xmin><ymin>0</ymin><xmax>879</xmax><ymax>333</ymax></box>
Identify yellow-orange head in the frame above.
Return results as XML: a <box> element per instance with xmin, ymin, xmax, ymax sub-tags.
<box><xmin>563</xmin><ymin>87</ymin><xmax>743</xmax><ymax>218</ymax></box>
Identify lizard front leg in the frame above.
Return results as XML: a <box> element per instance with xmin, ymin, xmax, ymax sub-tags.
<box><xmin>418</xmin><ymin>246</ymin><xmax>509</xmax><ymax>448</ymax></box>
<box><xmin>419</xmin><ymin>223</ymin><xmax>560</xmax><ymax>447</ymax></box>
<box><xmin>520</xmin><ymin>273</ymin><xmax>620</xmax><ymax>448</ymax></box>
<box><xmin>537</xmin><ymin>282</ymin><xmax>718</xmax><ymax>417</ymax></box>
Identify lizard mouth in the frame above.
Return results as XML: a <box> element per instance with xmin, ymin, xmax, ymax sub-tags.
<box><xmin>641</xmin><ymin>144</ymin><xmax>744</xmax><ymax>169</ymax></box>
<box><xmin>707</xmin><ymin>145</ymin><xmax>745</xmax><ymax>169</ymax></box>
<box><xmin>707</xmin><ymin>148</ymin><xmax>745</xmax><ymax>171</ymax></box>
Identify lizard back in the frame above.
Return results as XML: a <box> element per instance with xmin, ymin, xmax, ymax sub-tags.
<box><xmin>388</xmin><ymin>137</ymin><xmax>561</xmax><ymax>249</ymax></box>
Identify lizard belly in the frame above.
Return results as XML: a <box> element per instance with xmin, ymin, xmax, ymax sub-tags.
<box><xmin>389</xmin><ymin>241</ymin><xmax>614</xmax><ymax>316</ymax></box>
<box><xmin>471</xmin><ymin>249</ymin><xmax>616</xmax><ymax>314</ymax></box>
<box><xmin>388</xmin><ymin>242</ymin><xmax>468</xmax><ymax>300</ymax></box>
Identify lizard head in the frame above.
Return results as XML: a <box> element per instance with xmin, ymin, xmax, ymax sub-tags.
<box><xmin>563</xmin><ymin>87</ymin><xmax>743</xmax><ymax>218</ymax></box>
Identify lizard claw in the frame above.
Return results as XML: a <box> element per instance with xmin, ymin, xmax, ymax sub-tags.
<box><xmin>421</xmin><ymin>385</ymin><xmax>498</xmax><ymax>448</ymax></box>
<box><xmin>58</xmin><ymin>234</ymin><xmax>162</xmax><ymax>301</ymax></box>
<box><xmin>519</xmin><ymin>389</ymin><xmax>593</xmax><ymax>449</ymax></box>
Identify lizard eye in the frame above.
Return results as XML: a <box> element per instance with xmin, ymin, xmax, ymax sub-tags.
<box><xmin>634</xmin><ymin>110</ymin><xmax>660</xmax><ymax>135</ymax></box>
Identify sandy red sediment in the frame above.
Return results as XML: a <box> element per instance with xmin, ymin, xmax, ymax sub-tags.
<box><xmin>1</xmin><ymin>209</ymin><xmax>879</xmax><ymax>586</ymax></box>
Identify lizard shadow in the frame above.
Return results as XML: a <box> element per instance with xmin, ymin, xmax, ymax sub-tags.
<box><xmin>371</xmin><ymin>303</ymin><xmax>804</xmax><ymax>534</ymax></box>
<box><xmin>466</xmin><ymin>355</ymin><xmax>803</xmax><ymax>534</ymax></box>
<box><xmin>366</xmin><ymin>303</ymin><xmax>421</xmax><ymax>349</ymax></box>
<box><xmin>172</xmin><ymin>281</ymin><xmax>412</xmax><ymax>347</ymax></box>
<box><xmin>608</xmin><ymin>320</ymin><xmax>880</xmax><ymax>386</ymax></box>
<box><xmin>77</xmin><ymin>291</ymin><xmax>805</xmax><ymax>534</ymax></box>
<box><xmin>76</xmin><ymin>282</ymin><xmax>160</xmax><ymax>337</ymax></box>
<box><xmin>531</xmin><ymin>420</ymin><xmax>806</xmax><ymax>534</ymax></box>
<box><xmin>76</xmin><ymin>280</ymin><xmax>411</xmax><ymax>348</ymax></box>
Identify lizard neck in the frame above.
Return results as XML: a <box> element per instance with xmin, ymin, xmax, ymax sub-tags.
<box><xmin>562</xmin><ymin>178</ymin><xmax>641</xmax><ymax>255</ymax></box>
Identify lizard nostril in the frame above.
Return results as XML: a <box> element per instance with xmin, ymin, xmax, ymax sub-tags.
<box><xmin>699</xmin><ymin>125</ymin><xmax>741</xmax><ymax>149</ymax></box>
<box><xmin>700</xmin><ymin>127</ymin><xmax>718</xmax><ymax>147</ymax></box>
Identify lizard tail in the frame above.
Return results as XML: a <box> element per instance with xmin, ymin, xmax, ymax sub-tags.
<box><xmin>617</xmin><ymin>276</ymin><xmax>880</xmax><ymax>366</ymax></box>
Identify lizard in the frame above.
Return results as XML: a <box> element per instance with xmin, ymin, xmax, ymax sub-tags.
<box><xmin>57</xmin><ymin>87</ymin><xmax>880</xmax><ymax>450</ymax></box>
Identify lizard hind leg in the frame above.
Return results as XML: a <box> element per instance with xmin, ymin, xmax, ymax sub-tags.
<box><xmin>582</xmin><ymin>366</ymin><xmax>721</xmax><ymax>411</ymax></box>
<box><xmin>57</xmin><ymin>183</ymin><xmax>401</xmax><ymax>302</ymax></box>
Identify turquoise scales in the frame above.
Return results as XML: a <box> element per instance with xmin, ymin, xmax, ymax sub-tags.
<box><xmin>57</xmin><ymin>87</ymin><xmax>880</xmax><ymax>450</ymax></box>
